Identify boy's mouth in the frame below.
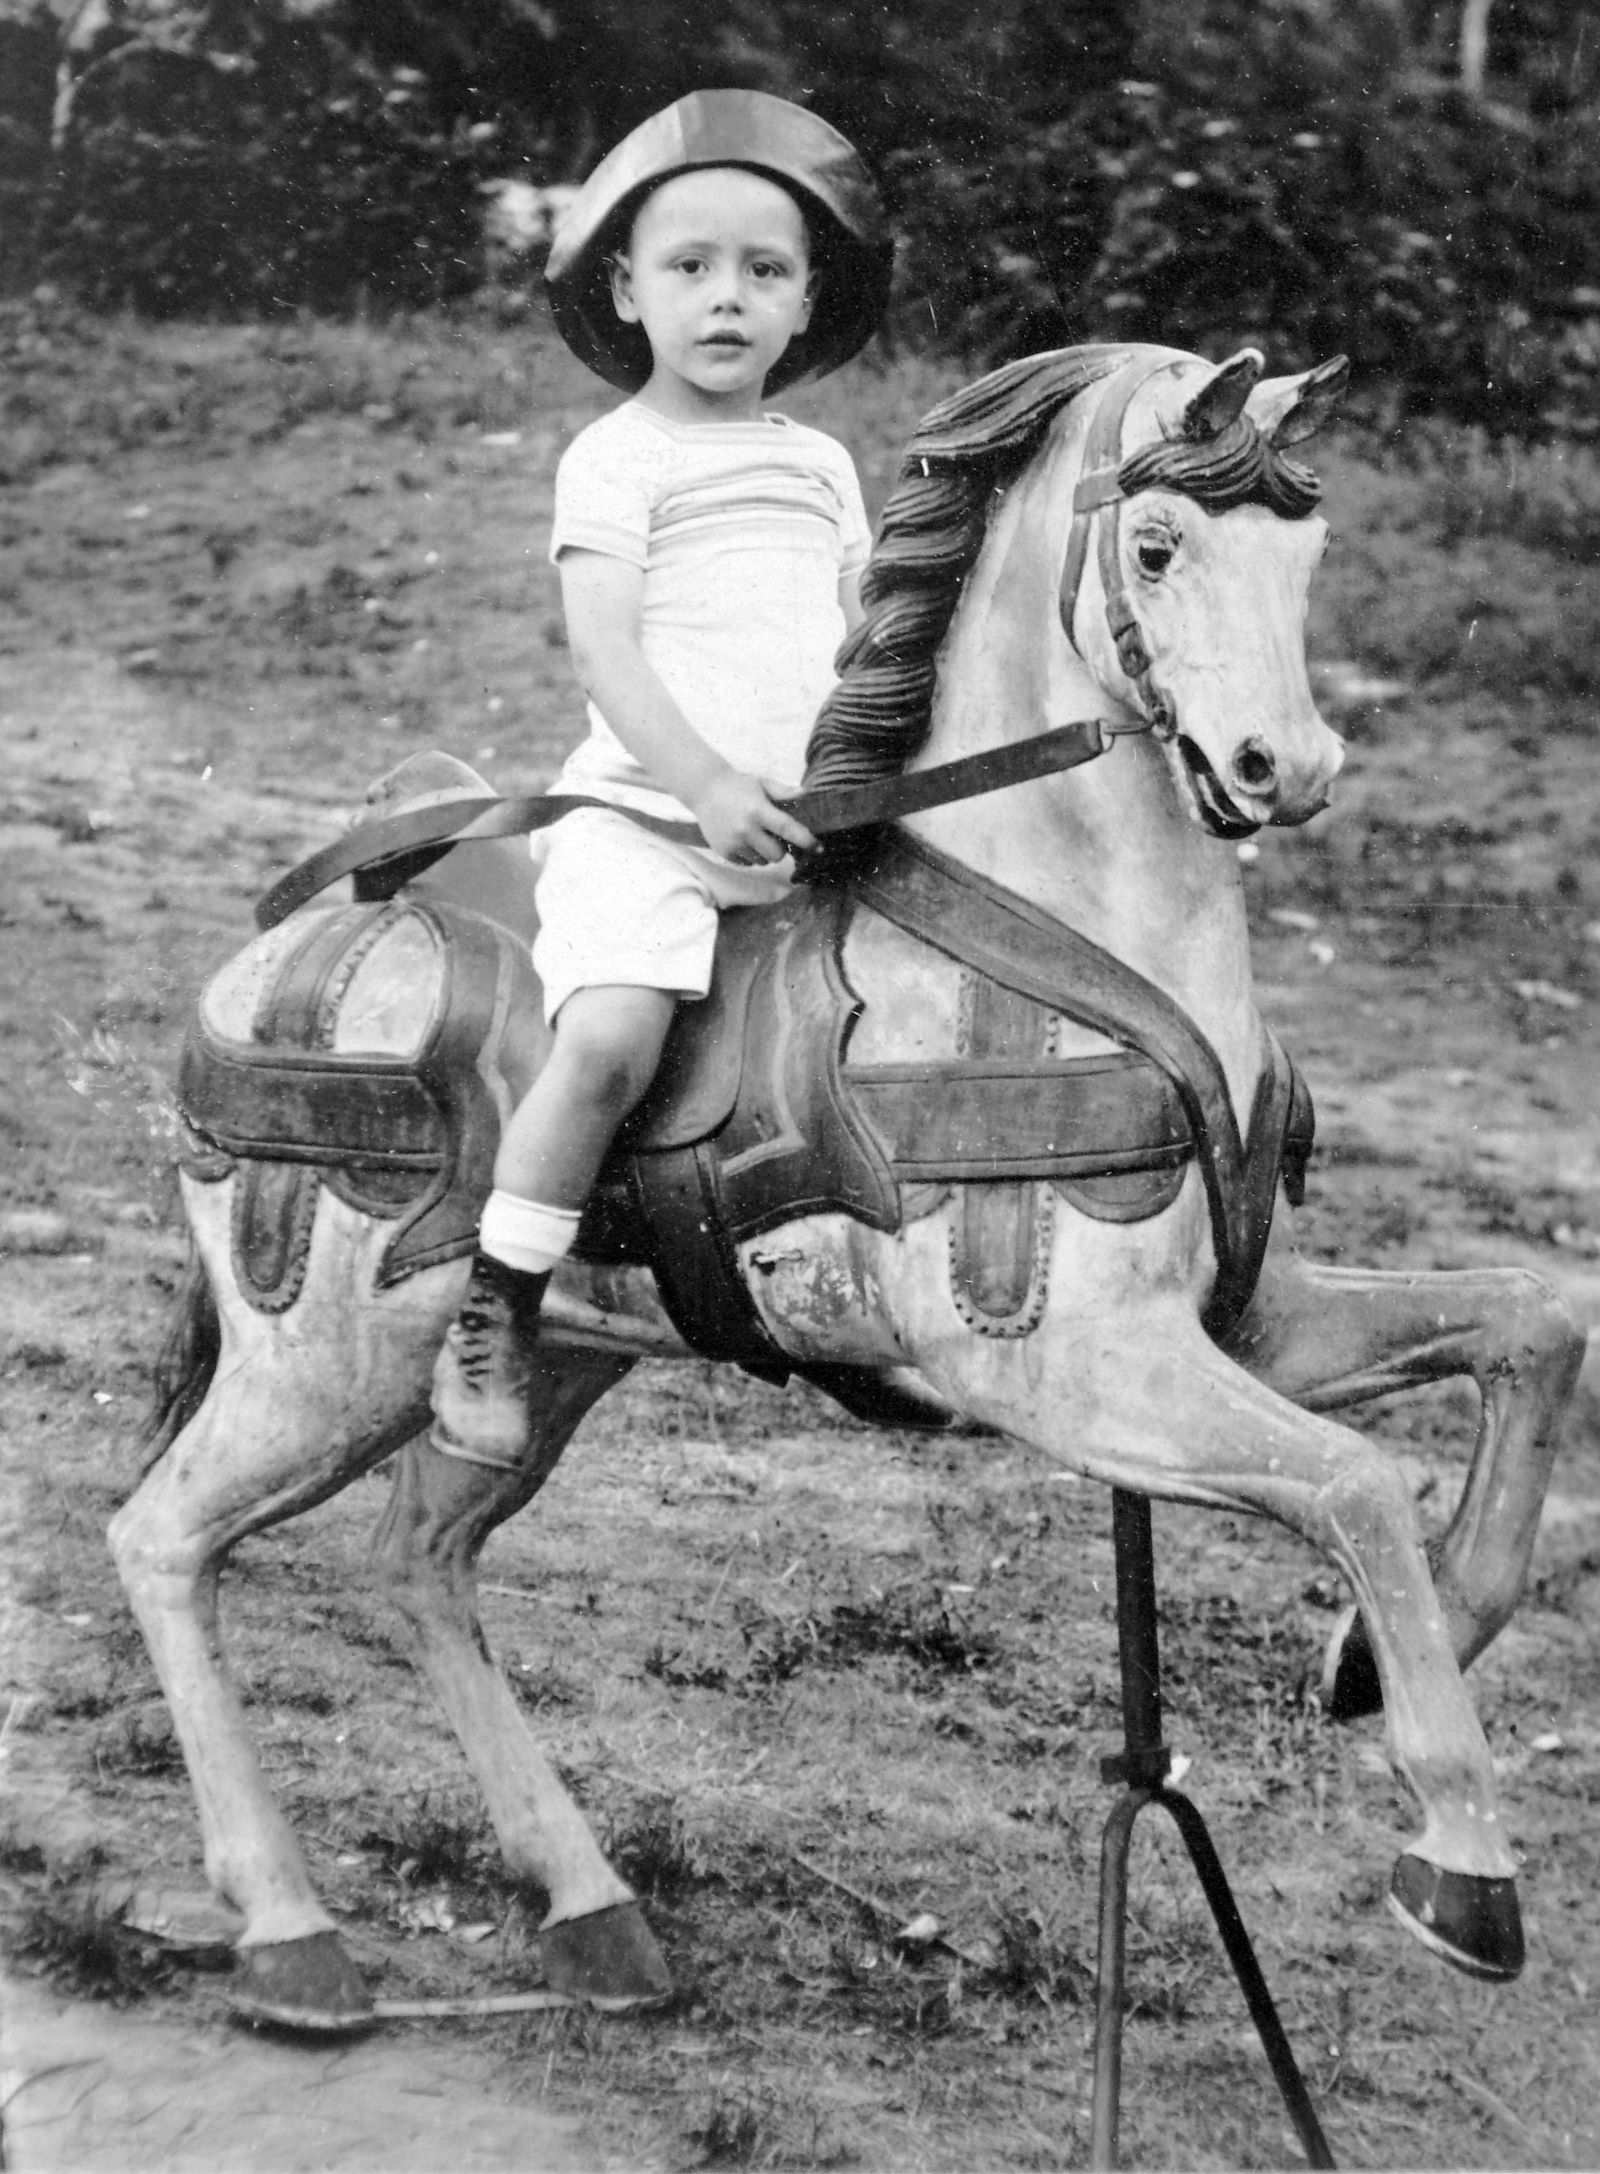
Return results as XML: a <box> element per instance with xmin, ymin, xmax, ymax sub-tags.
<box><xmin>700</xmin><ymin>333</ymin><xmax>751</xmax><ymax>350</ymax></box>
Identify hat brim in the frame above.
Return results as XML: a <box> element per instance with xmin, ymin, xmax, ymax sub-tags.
<box><xmin>545</xmin><ymin>90</ymin><xmax>893</xmax><ymax>395</ymax></box>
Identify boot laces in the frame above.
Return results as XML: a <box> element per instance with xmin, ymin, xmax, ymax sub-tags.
<box><xmin>448</xmin><ymin>1274</ymin><xmax>516</xmax><ymax>1384</ymax></box>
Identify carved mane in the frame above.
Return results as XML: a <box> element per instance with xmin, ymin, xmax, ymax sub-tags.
<box><xmin>803</xmin><ymin>345</ymin><xmax>1131</xmax><ymax>796</ymax></box>
<box><xmin>803</xmin><ymin>342</ymin><xmax>1324</xmax><ymax>798</ymax></box>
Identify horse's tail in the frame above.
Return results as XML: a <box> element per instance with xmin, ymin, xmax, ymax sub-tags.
<box><xmin>138</xmin><ymin>1248</ymin><xmax>220</xmax><ymax>1475</ymax></box>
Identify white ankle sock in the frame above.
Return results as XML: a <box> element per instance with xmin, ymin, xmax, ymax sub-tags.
<box><xmin>479</xmin><ymin>1191</ymin><xmax>582</xmax><ymax>1276</ymax></box>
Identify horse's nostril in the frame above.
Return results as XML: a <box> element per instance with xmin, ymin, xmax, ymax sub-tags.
<box><xmin>1232</xmin><ymin>739</ymin><xmax>1277</xmax><ymax>796</ymax></box>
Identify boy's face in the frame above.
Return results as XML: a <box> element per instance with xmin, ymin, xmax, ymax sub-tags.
<box><xmin>611</xmin><ymin>168</ymin><xmax>815</xmax><ymax>419</ymax></box>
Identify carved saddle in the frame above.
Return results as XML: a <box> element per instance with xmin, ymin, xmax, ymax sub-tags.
<box><xmin>176</xmin><ymin>816</ymin><xmax>1312</xmax><ymax>1379</ymax></box>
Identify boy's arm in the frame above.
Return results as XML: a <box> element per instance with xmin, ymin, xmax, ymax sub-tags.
<box><xmin>839</xmin><ymin>570</ymin><xmax>865</xmax><ymax>636</ymax></box>
<box><xmin>560</xmin><ymin>548</ymin><xmax>815</xmax><ymax>862</ymax></box>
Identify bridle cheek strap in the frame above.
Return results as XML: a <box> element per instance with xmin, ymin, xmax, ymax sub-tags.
<box><xmin>1058</xmin><ymin>357</ymin><xmax>1185</xmax><ymax>731</ymax></box>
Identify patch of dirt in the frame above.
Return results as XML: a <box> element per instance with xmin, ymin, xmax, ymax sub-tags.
<box><xmin>3</xmin><ymin>1966</ymin><xmax>599</xmax><ymax>2172</ymax></box>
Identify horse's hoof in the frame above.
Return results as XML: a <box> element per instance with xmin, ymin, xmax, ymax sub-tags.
<box><xmin>229</xmin><ymin>1931</ymin><xmax>375</xmax><ymax>2032</ymax></box>
<box><xmin>540</xmin><ymin>1901</ymin><xmax>672</xmax><ymax>2013</ymax></box>
<box><xmin>1386</xmin><ymin>1855</ymin><xmax>1524</xmax><ymax>1981</ymax></box>
<box><xmin>1320</xmin><ymin>1603</ymin><xmax>1383</xmax><ymax>1723</ymax></box>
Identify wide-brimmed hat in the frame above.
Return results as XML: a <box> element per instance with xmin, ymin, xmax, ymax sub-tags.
<box><xmin>545</xmin><ymin>89</ymin><xmax>893</xmax><ymax>395</ymax></box>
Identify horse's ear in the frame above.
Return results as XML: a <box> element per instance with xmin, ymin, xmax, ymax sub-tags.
<box><xmin>1249</xmin><ymin>355</ymin><xmax>1350</xmax><ymax>447</ymax></box>
<box><xmin>1180</xmin><ymin>349</ymin><xmax>1264</xmax><ymax>440</ymax></box>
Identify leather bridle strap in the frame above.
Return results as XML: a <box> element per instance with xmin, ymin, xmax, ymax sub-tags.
<box><xmin>1057</xmin><ymin>355</ymin><xmax>1186</xmax><ymax>731</ymax></box>
<box><xmin>254</xmin><ymin>717</ymin><xmax>1116</xmax><ymax>932</ymax></box>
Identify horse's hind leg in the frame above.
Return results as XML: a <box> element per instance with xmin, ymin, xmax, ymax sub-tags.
<box><xmin>109</xmin><ymin>1201</ymin><xmax>439</xmax><ymax>2031</ymax></box>
<box><xmin>1225</xmin><ymin>1243</ymin><xmax>1585</xmax><ymax>1718</ymax></box>
<box><xmin>370</xmin><ymin>1345</ymin><xmax>672</xmax><ymax>2009</ymax></box>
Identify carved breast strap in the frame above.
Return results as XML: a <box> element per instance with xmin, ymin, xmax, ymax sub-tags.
<box><xmin>848</xmin><ymin>831</ymin><xmax>1312</xmax><ymax>1340</ymax></box>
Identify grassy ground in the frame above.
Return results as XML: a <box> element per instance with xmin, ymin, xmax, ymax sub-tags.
<box><xmin>2</xmin><ymin>298</ymin><xmax>1599</xmax><ymax>2171</ymax></box>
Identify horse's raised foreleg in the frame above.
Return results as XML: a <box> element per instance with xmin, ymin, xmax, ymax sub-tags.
<box><xmin>969</xmin><ymin>1302</ymin><xmax>1525</xmax><ymax>1979</ymax></box>
<box><xmin>369</xmin><ymin>1347</ymin><xmax>672</xmax><ymax>2010</ymax></box>
<box><xmin>1223</xmin><ymin>1244</ymin><xmax>1585</xmax><ymax>1718</ymax></box>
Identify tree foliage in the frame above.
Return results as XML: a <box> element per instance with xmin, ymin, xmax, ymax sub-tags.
<box><xmin>1</xmin><ymin>0</ymin><xmax>1596</xmax><ymax>428</ymax></box>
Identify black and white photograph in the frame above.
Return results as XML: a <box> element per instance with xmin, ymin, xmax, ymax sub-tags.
<box><xmin>2</xmin><ymin>4</ymin><xmax>1597</xmax><ymax>2167</ymax></box>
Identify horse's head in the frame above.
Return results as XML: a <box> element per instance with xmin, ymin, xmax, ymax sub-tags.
<box><xmin>1062</xmin><ymin>348</ymin><xmax>1348</xmax><ymax>834</ymax></box>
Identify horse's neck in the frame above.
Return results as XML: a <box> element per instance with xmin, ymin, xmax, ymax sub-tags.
<box><xmin>906</xmin><ymin>448</ymin><xmax>1265</xmax><ymax>1116</ymax></box>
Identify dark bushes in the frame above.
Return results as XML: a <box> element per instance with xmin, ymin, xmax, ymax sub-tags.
<box><xmin>870</xmin><ymin>0</ymin><xmax>1600</xmax><ymax>430</ymax></box>
<box><xmin>29</xmin><ymin>28</ymin><xmax>484</xmax><ymax>314</ymax></box>
<box><xmin>2</xmin><ymin>0</ymin><xmax>1597</xmax><ymax>430</ymax></box>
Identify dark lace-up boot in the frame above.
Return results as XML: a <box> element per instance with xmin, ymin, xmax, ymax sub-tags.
<box><xmin>428</xmin><ymin>1253</ymin><xmax>550</xmax><ymax>1468</ymax></box>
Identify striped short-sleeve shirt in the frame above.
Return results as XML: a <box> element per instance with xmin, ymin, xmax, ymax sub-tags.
<box><xmin>548</xmin><ymin>400</ymin><xmax>871</xmax><ymax>819</ymax></box>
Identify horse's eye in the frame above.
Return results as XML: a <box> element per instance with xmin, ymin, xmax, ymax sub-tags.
<box><xmin>1136</xmin><ymin>535</ymin><xmax>1175</xmax><ymax>577</ymax></box>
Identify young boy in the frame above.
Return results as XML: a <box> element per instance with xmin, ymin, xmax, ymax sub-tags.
<box><xmin>429</xmin><ymin>90</ymin><xmax>893</xmax><ymax>1466</ymax></box>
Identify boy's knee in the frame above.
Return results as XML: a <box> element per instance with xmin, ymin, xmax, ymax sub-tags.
<box><xmin>554</xmin><ymin>997</ymin><xmax>669</xmax><ymax>1112</ymax></box>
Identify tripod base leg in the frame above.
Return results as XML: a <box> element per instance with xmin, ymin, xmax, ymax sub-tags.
<box><xmin>1161</xmin><ymin>1791</ymin><xmax>1334</xmax><ymax>2167</ymax></box>
<box><xmin>1089</xmin><ymin>1789</ymin><xmax>1148</xmax><ymax>2170</ymax></box>
<box><xmin>1088</xmin><ymin>1787</ymin><xmax>1335</xmax><ymax>2171</ymax></box>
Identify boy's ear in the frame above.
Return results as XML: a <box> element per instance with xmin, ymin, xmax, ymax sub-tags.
<box><xmin>796</xmin><ymin>268</ymin><xmax>819</xmax><ymax>334</ymax></box>
<box><xmin>608</xmin><ymin>252</ymin><xmax>639</xmax><ymax>324</ymax></box>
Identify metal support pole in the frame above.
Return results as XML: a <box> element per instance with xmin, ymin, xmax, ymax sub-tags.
<box><xmin>1087</xmin><ymin>1490</ymin><xmax>1335</xmax><ymax>2171</ymax></box>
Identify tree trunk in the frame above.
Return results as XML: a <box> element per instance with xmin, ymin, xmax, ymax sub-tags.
<box><xmin>1459</xmin><ymin>0</ymin><xmax>1492</xmax><ymax>96</ymax></box>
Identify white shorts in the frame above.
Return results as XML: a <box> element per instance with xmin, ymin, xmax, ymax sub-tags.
<box><xmin>530</xmin><ymin>806</ymin><xmax>792</xmax><ymax>1025</ymax></box>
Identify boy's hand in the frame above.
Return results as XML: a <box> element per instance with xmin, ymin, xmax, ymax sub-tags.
<box><xmin>692</xmin><ymin>769</ymin><xmax>817</xmax><ymax>865</ymax></box>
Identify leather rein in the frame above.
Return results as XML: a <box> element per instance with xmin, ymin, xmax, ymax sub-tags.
<box><xmin>256</xmin><ymin>359</ymin><xmax>1181</xmax><ymax>935</ymax></box>
<box><xmin>257</xmin><ymin>716</ymin><xmax>1118</xmax><ymax>931</ymax></box>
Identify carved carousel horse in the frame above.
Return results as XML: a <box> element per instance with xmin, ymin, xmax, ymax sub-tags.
<box><xmin>111</xmin><ymin>344</ymin><xmax>1583</xmax><ymax>2033</ymax></box>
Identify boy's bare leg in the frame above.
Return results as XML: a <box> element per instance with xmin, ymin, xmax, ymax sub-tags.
<box><xmin>429</xmin><ymin>986</ymin><xmax>677</xmax><ymax>1466</ymax></box>
<box><xmin>496</xmin><ymin>985</ymin><xmax>678</xmax><ymax>1205</ymax></box>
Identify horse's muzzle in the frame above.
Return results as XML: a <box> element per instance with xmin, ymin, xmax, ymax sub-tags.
<box><xmin>1227</xmin><ymin>716</ymin><xmax>1344</xmax><ymax>829</ymax></box>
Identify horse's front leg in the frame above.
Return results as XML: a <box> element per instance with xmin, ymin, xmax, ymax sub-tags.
<box><xmin>369</xmin><ymin>1346</ymin><xmax>672</xmax><ymax>2010</ymax></box>
<box><xmin>1222</xmin><ymin>1233</ymin><xmax>1585</xmax><ymax>1717</ymax></box>
<box><xmin>955</xmin><ymin>1301</ymin><xmax>1525</xmax><ymax>1980</ymax></box>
